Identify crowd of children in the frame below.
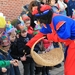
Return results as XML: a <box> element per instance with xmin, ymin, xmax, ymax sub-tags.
<box><xmin>0</xmin><ymin>0</ymin><xmax>75</xmax><ymax>75</ymax></box>
<box><xmin>0</xmin><ymin>11</ymin><xmax>58</xmax><ymax>75</ymax></box>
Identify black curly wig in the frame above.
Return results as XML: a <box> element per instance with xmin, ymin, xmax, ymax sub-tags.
<box><xmin>35</xmin><ymin>9</ymin><xmax>53</xmax><ymax>24</ymax></box>
<box><xmin>29</xmin><ymin>1</ymin><xmax>53</xmax><ymax>24</ymax></box>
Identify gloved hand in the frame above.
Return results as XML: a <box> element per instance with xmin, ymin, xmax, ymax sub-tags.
<box><xmin>24</xmin><ymin>45</ymin><xmax>31</xmax><ymax>55</ymax></box>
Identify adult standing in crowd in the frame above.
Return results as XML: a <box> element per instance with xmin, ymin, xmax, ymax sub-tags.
<box><xmin>23</xmin><ymin>1</ymin><xmax>75</xmax><ymax>75</ymax></box>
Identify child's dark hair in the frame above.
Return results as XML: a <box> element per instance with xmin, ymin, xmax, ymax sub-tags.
<box><xmin>15</xmin><ymin>20</ymin><xmax>21</xmax><ymax>28</ymax></box>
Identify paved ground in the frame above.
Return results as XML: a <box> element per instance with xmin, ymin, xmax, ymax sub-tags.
<box><xmin>19</xmin><ymin>61</ymin><xmax>64</xmax><ymax>75</ymax></box>
<box><xmin>49</xmin><ymin>62</ymin><xmax>64</xmax><ymax>75</ymax></box>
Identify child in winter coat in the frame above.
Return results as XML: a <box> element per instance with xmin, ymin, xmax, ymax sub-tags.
<box><xmin>5</xmin><ymin>23</ymin><xmax>21</xmax><ymax>75</ymax></box>
<box><xmin>22</xmin><ymin>14</ymin><xmax>34</xmax><ymax>35</ymax></box>
<box><xmin>0</xmin><ymin>33</ymin><xmax>19</xmax><ymax>75</ymax></box>
<box><xmin>16</xmin><ymin>24</ymin><xmax>35</xmax><ymax>75</ymax></box>
<box><xmin>34</xmin><ymin>20</ymin><xmax>51</xmax><ymax>75</ymax></box>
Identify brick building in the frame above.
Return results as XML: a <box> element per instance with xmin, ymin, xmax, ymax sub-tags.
<box><xmin>0</xmin><ymin>0</ymin><xmax>33</xmax><ymax>21</ymax></box>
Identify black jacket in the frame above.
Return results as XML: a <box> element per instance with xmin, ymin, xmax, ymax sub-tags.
<box><xmin>17</xmin><ymin>33</ymin><xmax>32</xmax><ymax>56</ymax></box>
<box><xmin>17</xmin><ymin>33</ymin><xmax>40</xmax><ymax>63</ymax></box>
<box><xmin>10</xmin><ymin>40</ymin><xmax>21</xmax><ymax>60</ymax></box>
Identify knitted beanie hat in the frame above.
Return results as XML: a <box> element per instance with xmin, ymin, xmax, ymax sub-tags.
<box><xmin>22</xmin><ymin>14</ymin><xmax>30</xmax><ymax>21</ymax></box>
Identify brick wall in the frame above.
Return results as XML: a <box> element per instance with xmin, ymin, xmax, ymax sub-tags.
<box><xmin>0</xmin><ymin>0</ymin><xmax>33</xmax><ymax>21</ymax></box>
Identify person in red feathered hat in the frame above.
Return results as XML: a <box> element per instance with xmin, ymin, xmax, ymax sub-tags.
<box><xmin>23</xmin><ymin>1</ymin><xmax>75</xmax><ymax>75</ymax></box>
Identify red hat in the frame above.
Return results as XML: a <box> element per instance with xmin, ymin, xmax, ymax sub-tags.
<box><xmin>32</xmin><ymin>5</ymin><xmax>52</xmax><ymax>15</ymax></box>
<box><xmin>22</xmin><ymin>15</ymin><xmax>30</xmax><ymax>21</ymax></box>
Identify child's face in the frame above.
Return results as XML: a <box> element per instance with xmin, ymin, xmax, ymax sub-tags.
<box><xmin>50</xmin><ymin>0</ymin><xmax>55</xmax><ymax>6</ymax></box>
<box><xmin>0</xmin><ymin>39</ymin><xmax>10</xmax><ymax>51</ymax></box>
<box><xmin>32</xmin><ymin>6</ymin><xmax>38</xmax><ymax>12</ymax></box>
<box><xmin>21</xmin><ymin>30</ymin><xmax>27</xmax><ymax>37</ymax></box>
<box><xmin>4</xmin><ymin>45</ymin><xmax>10</xmax><ymax>51</ymax></box>
<box><xmin>25</xmin><ymin>20</ymin><xmax>31</xmax><ymax>27</ymax></box>
<box><xmin>37</xmin><ymin>20</ymin><xmax>43</xmax><ymax>27</ymax></box>
<box><xmin>9</xmin><ymin>33</ymin><xmax>16</xmax><ymax>42</ymax></box>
